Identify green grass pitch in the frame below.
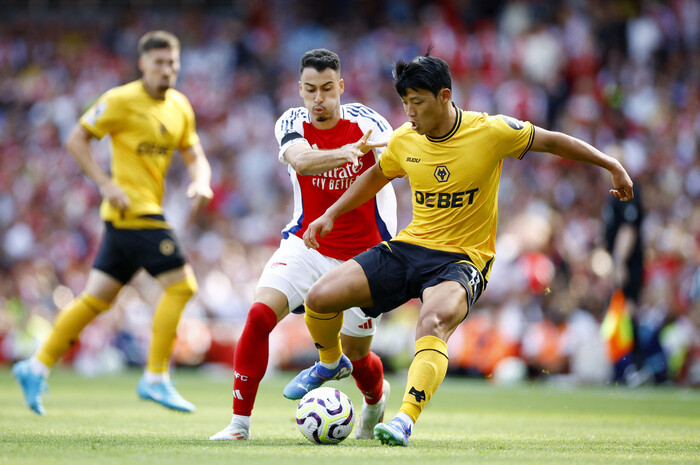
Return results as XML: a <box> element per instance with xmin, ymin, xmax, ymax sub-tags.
<box><xmin>2</xmin><ymin>367</ymin><xmax>699</xmax><ymax>464</ymax></box>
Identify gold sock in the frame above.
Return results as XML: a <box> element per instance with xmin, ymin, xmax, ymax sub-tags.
<box><xmin>36</xmin><ymin>294</ymin><xmax>110</xmax><ymax>368</ymax></box>
<box><xmin>147</xmin><ymin>276</ymin><xmax>197</xmax><ymax>374</ymax></box>
<box><xmin>304</xmin><ymin>302</ymin><xmax>343</xmax><ymax>363</ymax></box>
<box><xmin>399</xmin><ymin>335</ymin><xmax>449</xmax><ymax>422</ymax></box>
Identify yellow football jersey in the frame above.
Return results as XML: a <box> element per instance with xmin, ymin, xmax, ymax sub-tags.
<box><xmin>80</xmin><ymin>80</ymin><xmax>200</xmax><ymax>229</ymax></box>
<box><xmin>379</xmin><ymin>108</ymin><xmax>534</xmax><ymax>279</ymax></box>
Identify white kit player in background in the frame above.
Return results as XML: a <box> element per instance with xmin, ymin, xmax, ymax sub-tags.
<box><xmin>210</xmin><ymin>48</ymin><xmax>395</xmax><ymax>441</ymax></box>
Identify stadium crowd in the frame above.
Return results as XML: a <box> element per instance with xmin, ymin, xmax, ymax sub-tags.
<box><xmin>1</xmin><ymin>0</ymin><xmax>699</xmax><ymax>386</ymax></box>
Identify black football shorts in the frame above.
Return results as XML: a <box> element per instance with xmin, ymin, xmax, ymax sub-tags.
<box><xmin>352</xmin><ymin>240</ymin><xmax>486</xmax><ymax>318</ymax></box>
<box><xmin>93</xmin><ymin>218</ymin><xmax>187</xmax><ymax>284</ymax></box>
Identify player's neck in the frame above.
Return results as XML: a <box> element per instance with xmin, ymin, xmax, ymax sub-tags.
<box><xmin>141</xmin><ymin>79</ymin><xmax>167</xmax><ymax>100</ymax></box>
<box><xmin>427</xmin><ymin>103</ymin><xmax>457</xmax><ymax>139</ymax></box>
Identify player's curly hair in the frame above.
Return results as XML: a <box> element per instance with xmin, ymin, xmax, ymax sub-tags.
<box><xmin>299</xmin><ymin>48</ymin><xmax>340</xmax><ymax>75</ymax></box>
<box><xmin>393</xmin><ymin>47</ymin><xmax>451</xmax><ymax>97</ymax></box>
<box><xmin>138</xmin><ymin>30</ymin><xmax>180</xmax><ymax>56</ymax></box>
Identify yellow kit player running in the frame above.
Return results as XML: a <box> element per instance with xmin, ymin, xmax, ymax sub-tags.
<box><xmin>285</xmin><ymin>54</ymin><xmax>634</xmax><ymax>446</ymax></box>
<box><xmin>13</xmin><ymin>30</ymin><xmax>213</xmax><ymax>415</ymax></box>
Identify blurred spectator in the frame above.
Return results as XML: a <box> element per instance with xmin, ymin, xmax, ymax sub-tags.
<box><xmin>1</xmin><ymin>0</ymin><xmax>699</xmax><ymax>386</ymax></box>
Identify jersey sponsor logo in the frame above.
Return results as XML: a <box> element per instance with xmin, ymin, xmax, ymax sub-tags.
<box><xmin>408</xmin><ymin>386</ymin><xmax>426</xmax><ymax>403</ymax></box>
<box><xmin>137</xmin><ymin>141</ymin><xmax>172</xmax><ymax>156</ymax></box>
<box><xmin>414</xmin><ymin>188</ymin><xmax>478</xmax><ymax>208</ymax></box>
<box><xmin>311</xmin><ymin>159</ymin><xmax>365</xmax><ymax>191</ymax></box>
<box><xmin>434</xmin><ymin>165</ymin><xmax>450</xmax><ymax>182</ymax></box>
<box><xmin>406</xmin><ymin>156</ymin><xmax>421</xmax><ymax>163</ymax></box>
<box><xmin>500</xmin><ymin>115</ymin><xmax>525</xmax><ymax>130</ymax></box>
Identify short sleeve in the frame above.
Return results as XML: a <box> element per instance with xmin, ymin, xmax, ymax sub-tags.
<box><xmin>79</xmin><ymin>90</ymin><xmax>122</xmax><ymax>139</ymax></box>
<box><xmin>378</xmin><ymin>139</ymin><xmax>405</xmax><ymax>179</ymax></box>
<box><xmin>274</xmin><ymin>107</ymin><xmax>309</xmax><ymax>163</ymax></box>
<box><xmin>489</xmin><ymin>114</ymin><xmax>535</xmax><ymax>160</ymax></box>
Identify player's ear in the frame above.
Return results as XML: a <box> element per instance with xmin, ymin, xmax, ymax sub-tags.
<box><xmin>338</xmin><ymin>78</ymin><xmax>344</xmax><ymax>95</ymax></box>
<box><xmin>439</xmin><ymin>88</ymin><xmax>451</xmax><ymax>104</ymax></box>
<box><xmin>138</xmin><ymin>56</ymin><xmax>145</xmax><ymax>74</ymax></box>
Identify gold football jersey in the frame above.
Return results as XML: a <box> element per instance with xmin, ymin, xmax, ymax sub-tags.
<box><xmin>80</xmin><ymin>80</ymin><xmax>199</xmax><ymax>228</ymax></box>
<box><xmin>379</xmin><ymin>108</ymin><xmax>534</xmax><ymax>279</ymax></box>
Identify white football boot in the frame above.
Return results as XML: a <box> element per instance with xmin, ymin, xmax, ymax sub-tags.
<box><xmin>355</xmin><ymin>379</ymin><xmax>390</xmax><ymax>439</ymax></box>
<box><xmin>209</xmin><ymin>416</ymin><xmax>251</xmax><ymax>441</ymax></box>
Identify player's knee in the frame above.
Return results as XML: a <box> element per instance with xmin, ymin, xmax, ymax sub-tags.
<box><xmin>416</xmin><ymin>309</ymin><xmax>461</xmax><ymax>341</ymax></box>
<box><xmin>306</xmin><ymin>284</ymin><xmax>331</xmax><ymax>313</ymax></box>
<box><xmin>82</xmin><ymin>293</ymin><xmax>112</xmax><ymax>314</ymax></box>
<box><xmin>246</xmin><ymin>302</ymin><xmax>278</xmax><ymax>332</ymax></box>
<box><xmin>165</xmin><ymin>274</ymin><xmax>198</xmax><ymax>298</ymax></box>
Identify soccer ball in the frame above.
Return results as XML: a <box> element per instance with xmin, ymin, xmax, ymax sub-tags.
<box><xmin>295</xmin><ymin>387</ymin><xmax>355</xmax><ymax>444</ymax></box>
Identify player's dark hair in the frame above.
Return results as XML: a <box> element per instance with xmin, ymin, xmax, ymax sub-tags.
<box><xmin>393</xmin><ymin>49</ymin><xmax>451</xmax><ymax>98</ymax></box>
<box><xmin>138</xmin><ymin>30</ymin><xmax>180</xmax><ymax>56</ymax></box>
<box><xmin>299</xmin><ymin>48</ymin><xmax>341</xmax><ymax>75</ymax></box>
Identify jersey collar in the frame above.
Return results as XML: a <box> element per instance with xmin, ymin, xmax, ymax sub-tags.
<box><xmin>426</xmin><ymin>103</ymin><xmax>461</xmax><ymax>143</ymax></box>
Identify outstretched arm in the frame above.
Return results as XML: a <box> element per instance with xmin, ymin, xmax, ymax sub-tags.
<box><xmin>284</xmin><ymin>130</ymin><xmax>387</xmax><ymax>175</ymax></box>
<box><xmin>303</xmin><ymin>163</ymin><xmax>391</xmax><ymax>249</ymax></box>
<box><xmin>182</xmin><ymin>142</ymin><xmax>214</xmax><ymax>213</ymax></box>
<box><xmin>531</xmin><ymin>127</ymin><xmax>634</xmax><ymax>202</ymax></box>
<box><xmin>65</xmin><ymin>124</ymin><xmax>130</xmax><ymax>212</ymax></box>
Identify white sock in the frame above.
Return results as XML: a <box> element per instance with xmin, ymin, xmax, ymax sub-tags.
<box><xmin>231</xmin><ymin>414</ymin><xmax>251</xmax><ymax>431</ymax></box>
<box><xmin>319</xmin><ymin>358</ymin><xmax>340</xmax><ymax>370</ymax></box>
<box><xmin>29</xmin><ymin>357</ymin><xmax>49</xmax><ymax>378</ymax></box>
<box><xmin>144</xmin><ymin>370</ymin><xmax>169</xmax><ymax>384</ymax></box>
<box><xmin>396</xmin><ymin>412</ymin><xmax>414</xmax><ymax>428</ymax></box>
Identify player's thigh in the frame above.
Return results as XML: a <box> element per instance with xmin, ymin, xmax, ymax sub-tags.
<box><xmin>256</xmin><ymin>235</ymin><xmax>328</xmax><ymax>314</ymax></box>
<box><xmin>155</xmin><ymin>263</ymin><xmax>193</xmax><ymax>288</ymax></box>
<box><xmin>83</xmin><ymin>268</ymin><xmax>124</xmax><ymax>302</ymax></box>
<box><xmin>306</xmin><ymin>259</ymin><xmax>373</xmax><ymax>313</ymax></box>
<box><xmin>254</xmin><ymin>286</ymin><xmax>291</xmax><ymax>322</ymax></box>
<box><xmin>418</xmin><ymin>280</ymin><xmax>469</xmax><ymax>341</ymax></box>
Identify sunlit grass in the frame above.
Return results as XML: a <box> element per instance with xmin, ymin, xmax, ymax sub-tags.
<box><xmin>2</xmin><ymin>367</ymin><xmax>699</xmax><ymax>464</ymax></box>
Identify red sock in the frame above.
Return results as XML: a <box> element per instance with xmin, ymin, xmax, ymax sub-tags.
<box><xmin>350</xmin><ymin>351</ymin><xmax>384</xmax><ymax>405</ymax></box>
<box><xmin>232</xmin><ymin>302</ymin><xmax>278</xmax><ymax>416</ymax></box>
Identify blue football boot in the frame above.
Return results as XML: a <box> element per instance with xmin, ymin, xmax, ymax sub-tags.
<box><xmin>137</xmin><ymin>376</ymin><xmax>196</xmax><ymax>412</ymax></box>
<box><xmin>283</xmin><ymin>354</ymin><xmax>353</xmax><ymax>400</ymax></box>
<box><xmin>12</xmin><ymin>360</ymin><xmax>48</xmax><ymax>415</ymax></box>
<box><xmin>374</xmin><ymin>415</ymin><xmax>412</xmax><ymax>447</ymax></box>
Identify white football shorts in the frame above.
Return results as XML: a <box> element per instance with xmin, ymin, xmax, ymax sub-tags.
<box><xmin>256</xmin><ymin>234</ymin><xmax>380</xmax><ymax>337</ymax></box>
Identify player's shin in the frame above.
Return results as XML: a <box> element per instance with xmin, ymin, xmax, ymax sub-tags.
<box><xmin>36</xmin><ymin>293</ymin><xmax>111</xmax><ymax>368</ymax></box>
<box><xmin>351</xmin><ymin>351</ymin><xmax>384</xmax><ymax>403</ymax></box>
<box><xmin>232</xmin><ymin>302</ymin><xmax>278</xmax><ymax>415</ymax></box>
<box><xmin>304</xmin><ymin>303</ymin><xmax>344</xmax><ymax>363</ymax></box>
<box><xmin>147</xmin><ymin>276</ymin><xmax>197</xmax><ymax>374</ymax></box>
<box><xmin>399</xmin><ymin>335</ymin><xmax>448</xmax><ymax>422</ymax></box>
